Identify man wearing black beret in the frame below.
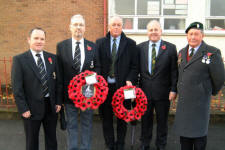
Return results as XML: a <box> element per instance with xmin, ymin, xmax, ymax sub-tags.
<box><xmin>174</xmin><ymin>22</ymin><xmax>225</xmax><ymax>150</ymax></box>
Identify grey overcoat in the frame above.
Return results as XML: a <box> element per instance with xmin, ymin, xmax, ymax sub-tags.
<box><xmin>174</xmin><ymin>41</ymin><xmax>225</xmax><ymax>137</ymax></box>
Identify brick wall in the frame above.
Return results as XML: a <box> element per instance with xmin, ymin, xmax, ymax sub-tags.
<box><xmin>0</xmin><ymin>0</ymin><xmax>105</xmax><ymax>57</ymax></box>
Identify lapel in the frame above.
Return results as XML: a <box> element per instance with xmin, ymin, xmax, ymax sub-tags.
<box><xmin>106</xmin><ymin>37</ymin><xmax>111</xmax><ymax>60</ymax></box>
<box><xmin>184</xmin><ymin>42</ymin><xmax>206</xmax><ymax>68</ymax></box>
<box><xmin>82</xmin><ymin>39</ymin><xmax>89</xmax><ymax>71</ymax></box>
<box><xmin>43</xmin><ymin>51</ymin><xmax>52</xmax><ymax>78</ymax></box>
<box><xmin>181</xmin><ymin>45</ymin><xmax>188</xmax><ymax>67</ymax></box>
<box><xmin>66</xmin><ymin>38</ymin><xmax>74</xmax><ymax>68</ymax></box>
<box><xmin>143</xmin><ymin>41</ymin><xmax>150</xmax><ymax>75</ymax></box>
<box><xmin>115</xmin><ymin>35</ymin><xmax>127</xmax><ymax>63</ymax></box>
<box><xmin>25</xmin><ymin>50</ymin><xmax>41</xmax><ymax>81</ymax></box>
<box><xmin>156</xmin><ymin>40</ymin><xmax>166</xmax><ymax>60</ymax></box>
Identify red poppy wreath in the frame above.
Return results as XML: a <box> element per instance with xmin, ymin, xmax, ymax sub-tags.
<box><xmin>111</xmin><ymin>85</ymin><xmax>148</xmax><ymax>122</ymax></box>
<box><xmin>68</xmin><ymin>70</ymin><xmax>108</xmax><ymax>111</ymax></box>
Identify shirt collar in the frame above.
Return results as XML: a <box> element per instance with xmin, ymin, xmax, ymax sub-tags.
<box><xmin>189</xmin><ymin>42</ymin><xmax>202</xmax><ymax>52</ymax></box>
<box><xmin>111</xmin><ymin>35</ymin><xmax>121</xmax><ymax>43</ymax></box>
<box><xmin>149</xmin><ymin>39</ymin><xmax>161</xmax><ymax>48</ymax></box>
<box><xmin>72</xmin><ymin>38</ymin><xmax>84</xmax><ymax>45</ymax></box>
<box><xmin>30</xmin><ymin>49</ymin><xmax>43</xmax><ymax>57</ymax></box>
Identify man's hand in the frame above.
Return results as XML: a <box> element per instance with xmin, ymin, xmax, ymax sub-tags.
<box><xmin>22</xmin><ymin>111</ymin><xmax>31</xmax><ymax>118</ymax></box>
<box><xmin>169</xmin><ymin>92</ymin><xmax>177</xmax><ymax>101</ymax></box>
<box><xmin>55</xmin><ymin>105</ymin><xmax>61</xmax><ymax>113</ymax></box>
<box><xmin>126</xmin><ymin>81</ymin><xmax>132</xmax><ymax>86</ymax></box>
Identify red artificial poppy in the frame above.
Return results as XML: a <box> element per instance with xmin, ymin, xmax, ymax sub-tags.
<box><xmin>207</xmin><ymin>52</ymin><xmax>213</xmax><ymax>57</ymax></box>
<box><xmin>80</xmin><ymin>103</ymin><xmax>88</xmax><ymax>111</ymax></box>
<box><xmin>161</xmin><ymin>45</ymin><xmax>166</xmax><ymax>50</ymax></box>
<box><xmin>86</xmin><ymin>99</ymin><xmax>92</xmax><ymax>108</ymax></box>
<box><xmin>135</xmin><ymin>113</ymin><xmax>141</xmax><ymax>120</ymax></box>
<box><xmin>48</xmin><ymin>57</ymin><xmax>52</xmax><ymax>64</ymax></box>
<box><xmin>87</xmin><ymin>46</ymin><xmax>92</xmax><ymax>51</ymax></box>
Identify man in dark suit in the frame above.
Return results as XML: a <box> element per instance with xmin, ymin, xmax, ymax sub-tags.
<box><xmin>56</xmin><ymin>14</ymin><xmax>97</xmax><ymax>150</ymax></box>
<box><xmin>138</xmin><ymin>20</ymin><xmax>178</xmax><ymax>150</ymax></box>
<box><xmin>11</xmin><ymin>27</ymin><xmax>61</xmax><ymax>150</ymax></box>
<box><xmin>174</xmin><ymin>22</ymin><xmax>225</xmax><ymax>150</ymax></box>
<box><xmin>95</xmin><ymin>16</ymin><xmax>139</xmax><ymax>150</ymax></box>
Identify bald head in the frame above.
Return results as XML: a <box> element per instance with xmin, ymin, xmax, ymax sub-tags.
<box><xmin>147</xmin><ymin>20</ymin><xmax>161</xmax><ymax>30</ymax></box>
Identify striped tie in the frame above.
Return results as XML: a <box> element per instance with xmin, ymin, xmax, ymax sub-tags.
<box><xmin>109</xmin><ymin>38</ymin><xmax>117</xmax><ymax>78</ymax></box>
<box><xmin>36</xmin><ymin>54</ymin><xmax>48</xmax><ymax>97</ymax></box>
<box><xmin>151</xmin><ymin>43</ymin><xmax>156</xmax><ymax>74</ymax></box>
<box><xmin>189</xmin><ymin>48</ymin><xmax>195</xmax><ymax>57</ymax></box>
<box><xmin>73</xmin><ymin>42</ymin><xmax>81</xmax><ymax>71</ymax></box>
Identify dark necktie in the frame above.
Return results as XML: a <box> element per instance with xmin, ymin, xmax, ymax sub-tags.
<box><xmin>109</xmin><ymin>38</ymin><xmax>117</xmax><ymax>78</ymax></box>
<box><xmin>151</xmin><ymin>43</ymin><xmax>156</xmax><ymax>74</ymax></box>
<box><xmin>36</xmin><ymin>54</ymin><xmax>48</xmax><ymax>97</ymax></box>
<box><xmin>73</xmin><ymin>42</ymin><xmax>81</xmax><ymax>71</ymax></box>
<box><xmin>189</xmin><ymin>48</ymin><xmax>195</xmax><ymax>57</ymax></box>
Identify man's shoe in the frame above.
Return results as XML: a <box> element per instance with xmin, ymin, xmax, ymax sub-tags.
<box><xmin>140</xmin><ymin>145</ymin><xmax>150</xmax><ymax>150</ymax></box>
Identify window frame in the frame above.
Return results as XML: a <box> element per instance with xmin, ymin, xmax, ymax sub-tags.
<box><xmin>108</xmin><ymin>0</ymin><xmax>225</xmax><ymax>35</ymax></box>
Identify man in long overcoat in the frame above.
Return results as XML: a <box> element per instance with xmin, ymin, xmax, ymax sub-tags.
<box><xmin>174</xmin><ymin>22</ymin><xmax>225</xmax><ymax>150</ymax></box>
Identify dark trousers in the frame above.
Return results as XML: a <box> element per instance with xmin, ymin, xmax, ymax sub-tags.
<box><xmin>180</xmin><ymin>136</ymin><xmax>207</xmax><ymax>150</ymax></box>
<box><xmin>140</xmin><ymin>99</ymin><xmax>170</xmax><ymax>148</ymax></box>
<box><xmin>99</xmin><ymin>83</ymin><xmax>127</xmax><ymax>148</ymax></box>
<box><xmin>23</xmin><ymin>98</ymin><xmax>58</xmax><ymax>150</ymax></box>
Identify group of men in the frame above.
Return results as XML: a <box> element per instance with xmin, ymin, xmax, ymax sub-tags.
<box><xmin>11</xmin><ymin>14</ymin><xmax>225</xmax><ymax>150</ymax></box>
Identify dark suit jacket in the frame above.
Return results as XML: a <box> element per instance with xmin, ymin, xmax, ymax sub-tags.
<box><xmin>138</xmin><ymin>40</ymin><xmax>178</xmax><ymax>100</ymax></box>
<box><xmin>95</xmin><ymin>32</ymin><xmax>139</xmax><ymax>88</ymax></box>
<box><xmin>11</xmin><ymin>50</ymin><xmax>60</xmax><ymax>120</ymax></box>
<box><xmin>56</xmin><ymin>38</ymin><xmax>97</xmax><ymax>104</ymax></box>
<box><xmin>174</xmin><ymin>41</ymin><xmax>225</xmax><ymax>137</ymax></box>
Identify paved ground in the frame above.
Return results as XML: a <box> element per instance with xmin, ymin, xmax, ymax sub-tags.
<box><xmin>0</xmin><ymin>118</ymin><xmax>225</xmax><ymax>150</ymax></box>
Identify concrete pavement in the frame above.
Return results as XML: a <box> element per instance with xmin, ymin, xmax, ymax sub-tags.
<box><xmin>0</xmin><ymin>118</ymin><xmax>225</xmax><ymax>150</ymax></box>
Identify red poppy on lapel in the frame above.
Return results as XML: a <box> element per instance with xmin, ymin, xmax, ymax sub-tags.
<box><xmin>207</xmin><ymin>52</ymin><xmax>213</xmax><ymax>57</ymax></box>
<box><xmin>161</xmin><ymin>45</ymin><xmax>166</xmax><ymax>50</ymax></box>
<box><xmin>87</xmin><ymin>45</ymin><xmax>92</xmax><ymax>51</ymax></box>
<box><xmin>48</xmin><ymin>57</ymin><xmax>52</xmax><ymax>64</ymax></box>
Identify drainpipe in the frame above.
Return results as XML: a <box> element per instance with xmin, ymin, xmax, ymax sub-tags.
<box><xmin>103</xmin><ymin>0</ymin><xmax>107</xmax><ymax>36</ymax></box>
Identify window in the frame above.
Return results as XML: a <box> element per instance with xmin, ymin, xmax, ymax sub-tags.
<box><xmin>206</xmin><ymin>0</ymin><xmax>225</xmax><ymax>31</ymax></box>
<box><xmin>109</xmin><ymin>0</ymin><xmax>188</xmax><ymax>33</ymax></box>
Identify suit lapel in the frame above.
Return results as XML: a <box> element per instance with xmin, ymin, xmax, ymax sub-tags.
<box><xmin>143</xmin><ymin>42</ymin><xmax>150</xmax><ymax>75</ymax></box>
<box><xmin>152</xmin><ymin>41</ymin><xmax>166</xmax><ymax>77</ymax></box>
<box><xmin>26</xmin><ymin>50</ymin><xmax>42</xmax><ymax>81</ymax></box>
<box><xmin>66</xmin><ymin>38</ymin><xmax>74</xmax><ymax>68</ymax></box>
<box><xmin>156</xmin><ymin>41</ymin><xmax>165</xmax><ymax>60</ymax></box>
<box><xmin>82</xmin><ymin>39</ymin><xmax>88</xmax><ymax>71</ymax></box>
<box><xmin>106</xmin><ymin>38</ymin><xmax>111</xmax><ymax>60</ymax></box>
<box><xmin>181</xmin><ymin>45</ymin><xmax>188</xmax><ymax>66</ymax></box>
<box><xmin>115</xmin><ymin>36</ymin><xmax>127</xmax><ymax>63</ymax></box>
<box><xmin>43</xmin><ymin>51</ymin><xmax>52</xmax><ymax>78</ymax></box>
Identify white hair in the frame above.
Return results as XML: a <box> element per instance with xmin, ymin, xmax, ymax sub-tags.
<box><xmin>109</xmin><ymin>15</ymin><xmax>123</xmax><ymax>26</ymax></box>
<box><xmin>70</xmin><ymin>14</ymin><xmax>85</xmax><ymax>25</ymax></box>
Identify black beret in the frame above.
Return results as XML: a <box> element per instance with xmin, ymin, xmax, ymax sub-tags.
<box><xmin>185</xmin><ymin>22</ymin><xmax>204</xmax><ymax>33</ymax></box>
